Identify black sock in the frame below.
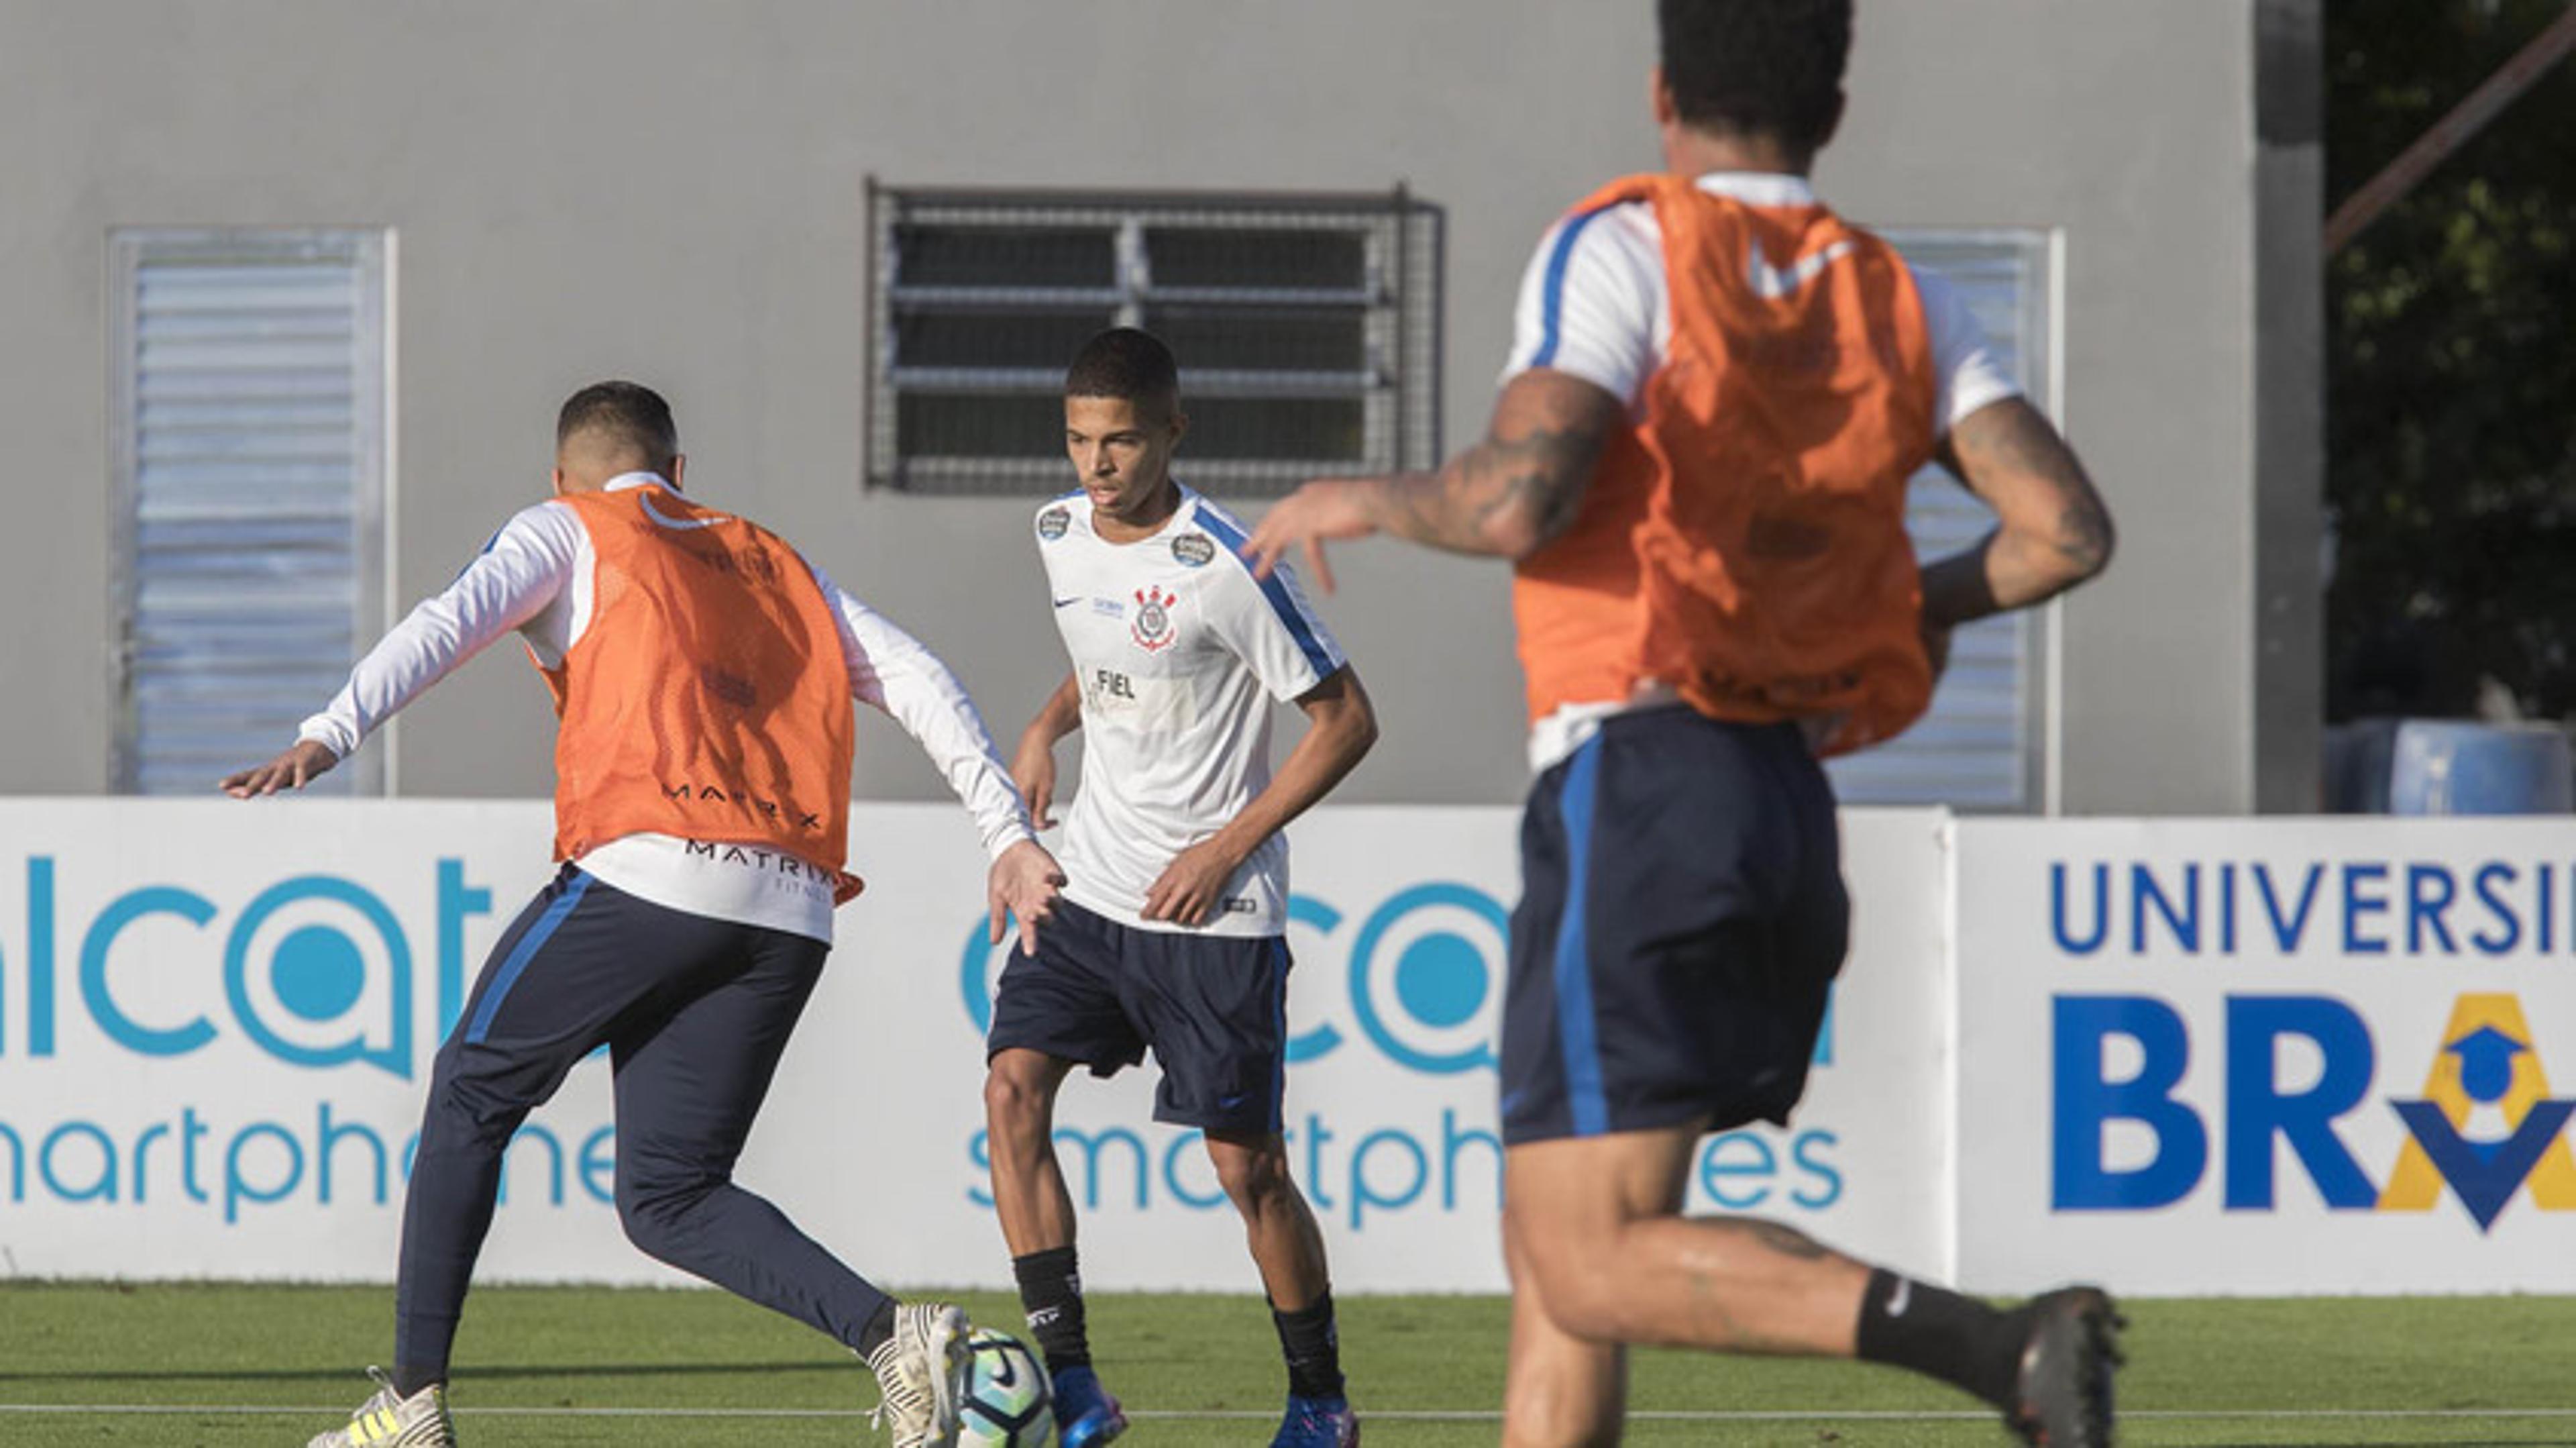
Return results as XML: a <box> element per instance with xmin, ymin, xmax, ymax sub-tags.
<box><xmin>1853</xmin><ymin>1268</ymin><xmax>2025</xmax><ymax>1409</ymax></box>
<box><xmin>1014</xmin><ymin>1246</ymin><xmax>1091</xmax><ymax>1374</ymax></box>
<box><xmin>388</xmin><ymin>1364</ymin><xmax>441</xmax><ymax>1399</ymax></box>
<box><xmin>1271</xmin><ymin>1290</ymin><xmax>1346</xmax><ymax>1401</ymax></box>
<box><xmin>855</xmin><ymin>1298</ymin><xmax>898</xmax><ymax>1360</ymax></box>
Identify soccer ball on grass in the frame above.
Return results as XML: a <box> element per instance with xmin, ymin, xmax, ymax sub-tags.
<box><xmin>957</xmin><ymin>1328</ymin><xmax>1053</xmax><ymax>1446</ymax></box>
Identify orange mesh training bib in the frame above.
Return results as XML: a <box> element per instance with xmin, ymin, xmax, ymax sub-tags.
<box><xmin>539</xmin><ymin>484</ymin><xmax>857</xmax><ymax>896</ymax></box>
<box><xmin>1513</xmin><ymin>174</ymin><xmax>1939</xmax><ymax>758</ymax></box>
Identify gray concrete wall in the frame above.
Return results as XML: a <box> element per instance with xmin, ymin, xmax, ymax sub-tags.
<box><xmin>0</xmin><ymin>0</ymin><xmax>2291</xmax><ymax>813</ymax></box>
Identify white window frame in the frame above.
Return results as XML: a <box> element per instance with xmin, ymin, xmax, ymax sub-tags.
<box><xmin>1824</xmin><ymin>226</ymin><xmax>2061</xmax><ymax>813</ymax></box>
<box><xmin>108</xmin><ymin>227</ymin><xmax>394</xmax><ymax>796</ymax></box>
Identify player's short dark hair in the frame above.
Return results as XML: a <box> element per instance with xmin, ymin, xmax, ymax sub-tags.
<box><xmin>556</xmin><ymin>380</ymin><xmax>680</xmax><ymax>470</ymax></box>
<box><xmin>1065</xmin><ymin>327</ymin><xmax>1181</xmax><ymax>418</ymax></box>
<box><xmin>1656</xmin><ymin>0</ymin><xmax>1853</xmax><ymax>157</ymax></box>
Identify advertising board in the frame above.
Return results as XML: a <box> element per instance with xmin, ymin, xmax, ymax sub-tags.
<box><xmin>0</xmin><ymin>801</ymin><xmax>1950</xmax><ymax>1290</ymax></box>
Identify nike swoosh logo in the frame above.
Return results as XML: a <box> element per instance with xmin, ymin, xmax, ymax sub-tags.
<box><xmin>1053</xmin><ymin>597</ymin><xmax>1080</xmax><ymax>609</ymax></box>
<box><xmin>1746</xmin><ymin>238</ymin><xmax>1855</xmax><ymax>299</ymax></box>
<box><xmin>638</xmin><ymin>490</ymin><xmax>728</xmax><ymax>531</ymax></box>
<box><xmin>1886</xmin><ymin>1277</ymin><xmax>1913</xmax><ymax>1316</ymax></box>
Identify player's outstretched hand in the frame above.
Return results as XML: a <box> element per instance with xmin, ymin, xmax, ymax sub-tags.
<box><xmin>219</xmin><ymin>739</ymin><xmax>339</xmax><ymax>798</ymax></box>
<box><xmin>1142</xmin><ymin>837</ymin><xmax>1246</xmax><ymax>929</ymax></box>
<box><xmin>989</xmin><ymin>839</ymin><xmax>1067</xmax><ymax>953</ymax></box>
<box><xmin>1012</xmin><ymin>729</ymin><xmax>1061</xmax><ymax>831</ymax></box>
<box><xmin>1241</xmin><ymin>478</ymin><xmax>1379</xmax><ymax>594</ymax></box>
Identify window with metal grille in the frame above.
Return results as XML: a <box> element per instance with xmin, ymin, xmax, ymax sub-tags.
<box><xmin>110</xmin><ymin>229</ymin><xmax>392</xmax><ymax>796</ymax></box>
<box><xmin>1824</xmin><ymin>229</ymin><xmax>2059</xmax><ymax>812</ymax></box>
<box><xmin>867</xmin><ymin>186</ymin><xmax>1441</xmax><ymax>495</ymax></box>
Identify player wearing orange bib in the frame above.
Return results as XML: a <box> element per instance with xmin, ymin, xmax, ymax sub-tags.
<box><xmin>226</xmin><ymin>382</ymin><xmax>1065</xmax><ymax>1448</ymax></box>
<box><xmin>1246</xmin><ymin>4</ymin><xmax>2121</xmax><ymax>1444</ymax></box>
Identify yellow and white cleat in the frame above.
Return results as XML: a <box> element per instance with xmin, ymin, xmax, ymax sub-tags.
<box><xmin>306</xmin><ymin>1367</ymin><xmax>455</xmax><ymax>1447</ymax></box>
<box><xmin>865</xmin><ymin>1301</ymin><xmax>971</xmax><ymax>1448</ymax></box>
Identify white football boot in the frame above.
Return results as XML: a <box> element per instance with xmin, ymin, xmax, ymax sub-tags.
<box><xmin>305</xmin><ymin>1367</ymin><xmax>455</xmax><ymax>1447</ymax></box>
<box><xmin>865</xmin><ymin>1301</ymin><xmax>971</xmax><ymax>1447</ymax></box>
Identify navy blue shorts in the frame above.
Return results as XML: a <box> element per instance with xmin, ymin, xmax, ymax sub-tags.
<box><xmin>1500</xmin><ymin>708</ymin><xmax>1850</xmax><ymax>1146</ymax></box>
<box><xmin>986</xmin><ymin>898</ymin><xmax>1291</xmax><ymax>1135</ymax></box>
<box><xmin>436</xmin><ymin>866</ymin><xmax>833</xmax><ymax>1141</ymax></box>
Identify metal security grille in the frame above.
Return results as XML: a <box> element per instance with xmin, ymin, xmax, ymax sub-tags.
<box><xmin>110</xmin><ymin>229</ymin><xmax>390</xmax><ymax>796</ymax></box>
<box><xmin>867</xmin><ymin>185</ymin><xmax>1442</xmax><ymax>495</ymax></box>
<box><xmin>1825</xmin><ymin>229</ymin><xmax>2057</xmax><ymax>812</ymax></box>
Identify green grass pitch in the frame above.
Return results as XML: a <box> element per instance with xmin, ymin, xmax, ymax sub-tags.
<box><xmin>3</xmin><ymin>1284</ymin><xmax>2573</xmax><ymax>1445</ymax></box>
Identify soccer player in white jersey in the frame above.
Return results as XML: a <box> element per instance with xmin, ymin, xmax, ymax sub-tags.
<box><xmin>223</xmin><ymin>382</ymin><xmax>1063</xmax><ymax>1448</ymax></box>
<box><xmin>981</xmin><ymin>329</ymin><xmax>1378</xmax><ymax>1448</ymax></box>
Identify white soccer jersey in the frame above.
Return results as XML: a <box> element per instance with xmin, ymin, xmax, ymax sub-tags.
<box><xmin>1035</xmin><ymin>485</ymin><xmax>1347</xmax><ymax>938</ymax></box>
<box><xmin>1499</xmin><ymin>171</ymin><xmax>2023</xmax><ymax>431</ymax></box>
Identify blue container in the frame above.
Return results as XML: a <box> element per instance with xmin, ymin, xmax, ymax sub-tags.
<box><xmin>2389</xmin><ymin>721</ymin><xmax>2575</xmax><ymax>815</ymax></box>
<box><xmin>2323</xmin><ymin>718</ymin><xmax>2401</xmax><ymax>813</ymax></box>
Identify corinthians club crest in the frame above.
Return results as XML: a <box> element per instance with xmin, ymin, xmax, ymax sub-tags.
<box><xmin>1130</xmin><ymin>585</ymin><xmax>1178</xmax><ymax>652</ymax></box>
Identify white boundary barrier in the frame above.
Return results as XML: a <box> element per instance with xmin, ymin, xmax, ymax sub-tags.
<box><xmin>1952</xmin><ymin>817</ymin><xmax>2576</xmax><ymax>1294</ymax></box>
<box><xmin>1</xmin><ymin>801</ymin><xmax>2568</xmax><ymax>1293</ymax></box>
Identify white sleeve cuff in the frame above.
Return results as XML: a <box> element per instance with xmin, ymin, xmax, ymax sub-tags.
<box><xmin>981</xmin><ymin>819</ymin><xmax>1039</xmax><ymax>862</ymax></box>
<box><xmin>295</xmin><ymin>716</ymin><xmax>356</xmax><ymax>761</ymax></box>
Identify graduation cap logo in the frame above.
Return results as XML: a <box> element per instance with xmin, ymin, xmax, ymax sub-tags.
<box><xmin>2382</xmin><ymin>995</ymin><xmax>2576</xmax><ymax>1232</ymax></box>
<box><xmin>2451</xmin><ymin>1025</ymin><xmax>2523</xmax><ymax>1104</ymax></box>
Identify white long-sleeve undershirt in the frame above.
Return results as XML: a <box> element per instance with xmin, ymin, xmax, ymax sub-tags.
<box><xmin>296</xmin><ymin>473</ymin><xmax>1033</xmax><ymax>941</ymax></box>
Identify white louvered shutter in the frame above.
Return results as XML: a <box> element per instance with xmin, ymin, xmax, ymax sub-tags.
<box><xmin>866</xmin><ymin>189</ymin><xmax>1442</xmax><ymax>495</ymax></box>
<box><xmin>1825</xmin><ymin>230</ymin><xmax>2055</xmax><ymax>811</ymax></box>
<box><xmin>112</xmin><ymin>231</ymin><xmax>390</xmax><ymax>795</ymax></box>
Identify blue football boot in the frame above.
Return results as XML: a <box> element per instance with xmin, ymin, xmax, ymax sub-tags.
<box><xmin>1051</xmin><ymin>1363</ymin><xmax>1128</xmax><ymax>1447</ymax></box>
<box><xmin>1271</xmin><ymin>1394</ymin><xmax>1360</xmax><ymax>1447</ymax></box>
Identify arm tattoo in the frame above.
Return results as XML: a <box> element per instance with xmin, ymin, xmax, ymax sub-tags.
<box><xmin>2053</xmin><ymin>495</ymin><xmax>2114</xmax><ymax>575</ymax></box>
<box><xmin>1946</xmin><ymin>399</ymin><xmax>2114</xmax><ymax>576</ymax></box>
<box><xmin>1364</xmin><ymin>374</ymin><xmax>1617</xmax><ymax>558</ymax></box>
<box><xmin>1381</xmin><ymin>425</ymin><xmax>1600</xmax><ymax>550</ymax></box>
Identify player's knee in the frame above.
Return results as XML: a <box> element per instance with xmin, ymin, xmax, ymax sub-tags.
<box><xmin>614</xmin><ymin>1168</ymin><xmax>712</xmax><ymax>1261</ymax></box>
<box><xmin>1529</xmin><ymin>1265</ymin><xmax>1622</xmax><ymax>1343</ymax></box>
<box><xmin>1206</xmin><ymin>1136</ymin><xmax>1293</xmax><ymax>1215</ymax></box>
<box><xmin>421</xmin><ymin>1055</ymin><xmax>531</xmax><ymax>1144</ymax></box>
<box><xmin>1513</xmin><ymin>1227</ymin><xmax>1622</xmax><ymax>1342</ymax></box>
<box><xmin>982</xmin><ymin>1062</ymin><xmax>1053</xmax><ymax>1136</ymax></box>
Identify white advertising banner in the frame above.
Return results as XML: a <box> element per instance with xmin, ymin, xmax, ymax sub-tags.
<box><xmin>0</xmin><ymin>800</ymin><xmax>574</xmax><ymax>1282</ymax></box>
<box><xmin>0</xmin><ymin>800</ymin><xmax>1951</xmax><ymax>1290</ymax></box>
<box><xmin>1953</xmin><ymin>818</ymin><xmax>2576</xmax><ymax>1295</ymax></box>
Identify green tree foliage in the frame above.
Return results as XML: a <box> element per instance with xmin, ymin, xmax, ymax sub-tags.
<box><xmin>2328</xmin><ymin>0</ymin><xmax>2576</xmax><ymax>719</ymax></box>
